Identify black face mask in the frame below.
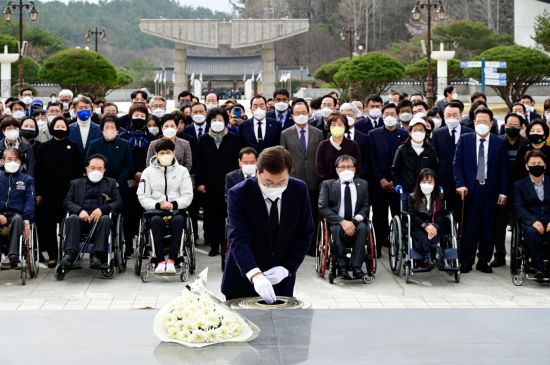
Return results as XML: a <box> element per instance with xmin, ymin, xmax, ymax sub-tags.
<box><xmin>131</xmin><ymin>118</ymin><xmax>146</xmax><ymax>130</ymax></box>
<box><xmin>528</xmin><ymin>133</ymin><xmax>545</xmax><ymax>145</ymax></box>
<box><xmin>20</xmin><ymin>128</ymin><xmax>37</xmax><ymax>140</ymax></box>
<box><xmin>51</xmin><ymin>129</ymin><xmax>69</xmax><ymax>139</ymax></box>
<box><xmin>506</xmin><ymin>127</ymin><xmax>520</xmax><ymax>139</ymax></box>
<box><xmin>528</xmin><ymin>165</ymin><xmax>545</xmax><ymax>178</ymax></box>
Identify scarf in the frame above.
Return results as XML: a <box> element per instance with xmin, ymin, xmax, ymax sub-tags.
<box><xmin>208</xmin><ymin>128</ymin><xmax>228</xmax><ymax>149</ymax></box>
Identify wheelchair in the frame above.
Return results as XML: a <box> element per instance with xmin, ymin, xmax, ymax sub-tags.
<box><xmin>134</xmin><ymin>209</ymin><xmax>195</xmax><ymax>283</ymax></box>
<box><xmin>0</xmin><ymin>222</ymin><xmax>39</xmax><ymax>285</ymax></box>
<box><xmin>388</xmin><ymin>186</ymin><xmax>460</xmax><ymax>284</ymax></box>
<box><xmin>54</xmin><ymin>212</ymin><xmax>125</xmax><ymax>280</ymax></box>
<box><xmin>510</xmin><ymin>217</ymin><xmax>550</xmax><ymax>285</ymax></box>
<box><xmin>316</xmin><ymin>218</ymin><xmax>377</xmax><ymax>284</ymax></box>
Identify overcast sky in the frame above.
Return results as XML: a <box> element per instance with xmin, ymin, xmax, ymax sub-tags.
<box><xmin>40</xmin><ymin>0</ymin><xmax>234</xmax><ymax>14</ymax></box>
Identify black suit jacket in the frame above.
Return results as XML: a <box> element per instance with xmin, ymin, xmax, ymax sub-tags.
<box><xmin>367</xmin><ymin>127</ymin><xmax>408</xmax><ymax>182</ymax></box>
<box><xmin>355</xmin><ymin>117</ymin><xmax>382</xmax><ymax>135</ymax></box>
<box><xmin>309</xmin><ymin>116</ymin><xmax>329</xmax><ymax>139</ymax></box>
<box><xmin>224</xmin><ymin>168</ymin><xmax>246</xmax><ymax>202</ymax></box>
<box><xmin>431</xmin><ymin>125</ymin><xmax>474</xmax><ymax>193</ymax></box>
<box><xmin>221</xmin><ymin>177</ymin><xmax>314</xmax><ymax>300</ymax></box>
<box><xmin>318</xmin><ymin>178</ymin><xmax>369</xmax><ymax>226</ymax></box>
<box><xmin>239</xmin><ymin>118</ymin><xmax>282</xmax><ymax>153</ymax></box>
<box><xmin>267</xmin><ymin>109</ymin><xmax>294</xmax><ymax>130</ymax></box>
<box><xmin>63</xmin><ymin>176</ymin><xmax>123</xmax><ymax>215</ymax></box>
<box><xmin>351</xmin><ymin>129</ymin><xmax>370</xmax><ymax>180</ymax></box>
<box><xmin>513</xmin><ymin>176</ymin><xmax>550</xmax><ymax>227</ymax></box>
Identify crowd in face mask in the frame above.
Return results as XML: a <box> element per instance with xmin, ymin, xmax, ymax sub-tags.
<box><xmin>2</xmin><ymin>86</ymin><xmax>550</xmax><ymax>289</ymax></box>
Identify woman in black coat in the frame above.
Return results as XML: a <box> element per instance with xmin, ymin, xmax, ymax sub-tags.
<box><xmin>35</xmin><ymin>117</ymin><xmax>82</xmax><ymax>267</ymax></box>
<box><xmin>408</xmin><ymin>168</ymin><xmax>446</xmax><ymax>262</ymax></box>
<box><xmin>195</xmin><ymin>108</ymin><xmax>242</xmax><ymax>256</ymax></box>
<box><xmin>391</xmin><ymin>118</ymin><xmax>438</xmax><ymax>193</ymax></box>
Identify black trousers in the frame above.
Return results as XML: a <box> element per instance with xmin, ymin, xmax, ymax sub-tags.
<box><xmin>412</xmin><ymin>229</ymin><xmax>440</xmax><ymax>256</ymax></box>
<box><xmin>493</xmin><ymin>201</ymin><xmax>513</xmax><ymax>262</ymax></box>
<box><xmin>330</xmin><ymin>221</ymin><xmax>367</xmax><ymax>269</ymax></box>
<box><xmin>36</xmin><ymin>195</ymin><xmax>65</xmax><ymax>260</ymax></box>
<box><xmin>123</xmin><ymin>187</ymin><xmax>142</xmax><ymax>248</ymax></box>
<box><xmin>148</xmin><ymin>213</ymin><xmax>185</xmax><ymax>261</ymax></box>
<box><xmin>308</xmin><ymin>188</ymin><xmax>319</xmax><ymax>254</ymax></box>
<box><xmin>63</xmin><ymin>214</ymin><xmax>111</xmax><ymax>255</ymax></box>
<box><xmin>523</xmin><ymin>226</ymin><xmax>549</xmax><ymax>272</ymax></box>
<box><xmin>203</xmin><ymin>190</ymin><xmax>226</xmax><ymax>252</ymax></box>
<box><xmin>371</xmin><ymin>184</ymin><xmax>400</xmax><ymax>255</ymax></box>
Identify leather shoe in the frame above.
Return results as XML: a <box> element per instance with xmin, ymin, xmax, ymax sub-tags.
<box><xmin>60</xmin><ymin>254</ymin><xmax>74</xmax><ymax>268</ymax></box>
<box><xmin>353</xmin><ymin>268</ymin><xmax>365</xmax><ymax>279</ymax></box>
<box><xmin>460</xmin><ymin>264</ymin><xmax>472</xmax><ymax>273</ymax></box>
<box><xmin>476</xmin><ymin>262</ymin><xmax>493</xmax><ymax>273</ymax></box>
<box><xmin>208</xmin><ymin>249</ymin><xmax>219</xmax><ymax>257</ymax></box>
<box><xmin>339</xmin><ymin>267</ymin><xmax>351</xmax><ymax>279</ymax></box>
<box><xmin>90</xmin><ymin>256</ymin><xmax>103</xmax><ymax>269</ymax></box>
<box><xmin>490</xmin><ymin>259</ymin><xmax>506</xmax><ymax>268</ymax></box>
<box><xmin>376</xmin><ymin>251</ymin><xmax>382</xmax><ymax>259</ymax></box>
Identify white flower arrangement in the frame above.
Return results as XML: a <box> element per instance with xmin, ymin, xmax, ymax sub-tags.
<box><xmin>153</xmin><ymin>268</ymin><xmax>260</xmax><ymax>348</ymax></box>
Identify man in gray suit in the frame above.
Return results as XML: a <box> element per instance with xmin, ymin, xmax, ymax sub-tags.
<box><xmin>280</xmin><ymin>99</ymin><xmax>324</xmax><ymax>254</ymax></box>
<box><xmin>318</xmin><ymin>155</ymin><xmax>369</xmax><ymax>279</ymax></box>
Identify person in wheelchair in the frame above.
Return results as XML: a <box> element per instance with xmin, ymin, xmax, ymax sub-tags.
<box><xmin>319</xmin><ymin>154</ymin><xmax>369</xmax><ymax>279</ymax></box>
<box><xmin>408</xmin><ymin>168</ymin><xmax>446</xmax><ymax>268</ymax></box>
<box><xmin>513</xmin><ymin>149</ymin><xmax>550</xmax><ymax>279</ymax></box>
<box><xmin>61</xmin><ymin>154</ymin><xmax>123</xmax><ymax>268</ymax></box>
<box><xmin>138</xmin><ymin>139</ymin><xmax>193</xmax><ymax>274</ymax></box>
<box><xmin>0</xmin><ymin>148</ymin><xmax>35</xmax><ymax>268</ymax></box>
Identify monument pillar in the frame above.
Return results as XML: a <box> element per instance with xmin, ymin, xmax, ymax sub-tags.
<box><xmin>431</xmin><ymin>43</ymin><xmax>456</xmax><ymax>100</ymax></box>
<box><xmin>261</xmin><ymin>43</ymin><xmax>276</xmax><ymax>98</ymax></box>
<box><xmin>174</xmin><ymin>43</ymin><xmax>188</xmax><ymax>95</ymax></box>
<box><xmin>0</xmin><ymin>45</ymin><xmax>19</xmax><ymax>98</ymax></box>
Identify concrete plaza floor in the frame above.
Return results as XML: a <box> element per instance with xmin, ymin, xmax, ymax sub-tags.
<box><xmin>1</xmin><ymin>240</ymin><xmax>549</xmax><ymax>311</ymax></box>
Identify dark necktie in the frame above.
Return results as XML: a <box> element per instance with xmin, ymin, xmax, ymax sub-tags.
<box><xmin>300</xmin><ymin>129</ymin><xmax>307</xmax><ymax>153</ymax></box>
<box><xmin>451</xmin><ymin>128</ymin><xmax>456</xmax><ymax>145</ymax></box>
<box><xmin>198</xmin><ymin>127</ymin><xmax>203</xmax><ymax>138</ymax></box>
<box><xmin>278</xmin><ymin>113</ymin><xmax>284</xmax><ymax>126</ymax></box>
<box><xmin>477</xmin><ymin>139</ymin><xmax>486</xmax><ymax>182</ymax></box>
<box><xmin>346</xmin><ymin>131</ymin><xmax>351</xmax><ymax>139</ymax></box>
<box><xmin>344</xmin><ymin>182</ymin><xmax>352</xmax><ymax>221</ymax></box>
<box><xmin>257</xmin><ymin>121</ymin><xmax>263</xmax><ymax>143</ymax></box>
<box><xmin>269</xmin><ymin>198</ymin><xmax>279</xmax><ymax>241</ymax></box>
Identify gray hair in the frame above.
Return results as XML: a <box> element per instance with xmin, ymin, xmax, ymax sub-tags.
<box><xmin>334</xmin><ymin>154</ymin><xmax>357</xmax><ymax>168</ymax></box>
<box><xmin>59</xmin><ymin>89</ymin><xmax>73</xmax><ymax>99</ymax></box>
<box><xmin>339</xmin><ymin>102</ymin><xmax>359</xmax><ymax>116</ymax></box>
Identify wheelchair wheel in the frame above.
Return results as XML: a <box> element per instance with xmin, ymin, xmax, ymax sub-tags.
<box><xmin>141</xmin><ymin>263</ymin><xmax>153</xmax><ymax>283</ymax></box>
<box><xmin>318</xmin><ymin>221</ymin><xmax>330</xmax><ymax>279</ymax></box>
<box><xmin>368</xmin><ymin>223</ymin><xmax>377</xmax><ymax>275</ymax></box>
<box><xmin>100</xmin><ymin>261</ymin><xmax>115</xmax><ymax>279</ymax></box>
<box><xmin>54</xmin><ymin>264</ymin><xmax>66</xmax><ymax>281</ymax></box>
<box><xmin>389</xmin><ymin>216</ymin><xmax>403</xmax><ymax>275</ymax></box>
<box><xmin>29</xmin><ymin>224</ymin><xmax>39</xmax><ymax>278</ymax></box>
<box><xmin>454</xmin><ymin>271</ymin><xmax>460</xmax><ymax>284</ymax></box>
<box><xmin>21</xmin><ymin>263</ymin><xmax>27</xmax><ymax>285</ymax></box>
<box><xmin>510</xmin><ymin>219</ymin><xmax>522</xmax><ymax>276</ymax></box>
<box><xmin>404</xmin><ymin>261</ymin><xmax>411</xmax><ymax>283</ymax></box>
<box><xmin>180</xmin><ymin>262</ymin><xmax>189</xmax><ymax>282</ymax></box>
<box><xmin>315</xmin><ymin>220</ymin><xmax>323</xmax><ymax>273</ymax></box>
<box><xmin>115</xmin><ymin>215</ymin><xmax>126</xmax><ymax>273</ymax></box>
<box><xmin>512</xmin><ymin>274</ymin><xmax>524</xmax><ymax>286</ymax></box>
<box><xmin>134</xmin><ymin>221</ymin><xmax>146</xmax><ymax>276</ymax></box>
<box><xmin>363</xmin><ymin>275</ymin><xmax>374</xmax><ymax>284</ymax></box>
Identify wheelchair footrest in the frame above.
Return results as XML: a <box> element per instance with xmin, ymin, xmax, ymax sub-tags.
<box><xmin>442</xmin><ymin>249</ymin><xmax>458</xmax><ymax>260</ymax></box>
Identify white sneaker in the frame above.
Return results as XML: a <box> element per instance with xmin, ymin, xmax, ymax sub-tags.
<box><xmin>166</xmin><ymin>261</ymin><xmax>176</xmax><ymax>275</ymax></box>
<box><xmin>155</xmin><ymin>261</ymin><xmax>166</xmax><ymax>274</ymax></box>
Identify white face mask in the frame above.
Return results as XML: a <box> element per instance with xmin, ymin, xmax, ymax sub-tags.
<box><xmin>4</xmin><ymin>161</ymin><xmax>20</xmax><ymax>174</ymax></box>
<box><xmin>369</xmin><ymin>108</ymin><xmax>381</xmax><ymax>119</ymax></box>
<box><xmin>12</xmin><ymin>111</ymin><xmax>25</xmax><ymax>120</ymax></box>
<box><xmin>346</xmin><ymin>116</ymin><xmax>355</xmax><ymax>127</ymax></box>
<box><xmin>21</xmin><ymin>96</ymin><xmax>33</xmax><ymax>105</ymax></box>
<box><xmin>4</xmin><ymin>129</ymin><xmax>19</xmax><ymax>141</ymax></box>
<box><xmin>321</xmin><ymin>107</ymin><xmax>333</xmax><ymax>118</ymax></box>
<box><xmin>205</xmin><ymin>103</ymin><xmax>217</xmax><ymax>111</ymax></box>
<box><xmin>37</xmin><ymin>120</ymin><xmax>47</xmax><ymax>129</ymax></box>
<box><xmin>294</xmin><ymin>115</ymin><xmax>308</xmax><ymax>125</ymax></box>
<box><xmin>253</xmin><ymin>108</ymin><xmax>266</xmax><ymax>121</ymax></box>
<box><xmin>162</xmin><ymin>127</ymin><xmax>177</xmax><ymax>138</ymax></box>
<box><xmin>88</xmin><ymin>170</ymin><xmax>103</xmax><ymax>183</ymax></box>
<box><xmin>241</xmin><ymin>164</ymin><xmax>257</xmax><ymax>176</ymax></box>
<box><xmin>545</xmin><ymin>113</ymin><xmax>550</xmax><ymax>121</ymax></box>
<box><xmin>415</xmin><ymin>112</ymin><xmax>427</xmax><ymax>118</ymax></box>
<box><xmin>103</xmin><ymin>130</ymin><xmax>117</xmax><ymax>141</ymax></box>
<box><xmin>210</xmin><ymin>121</ymin><xmax>225</xmax><ymax>133</ymax></box>
<box><xmin>148</xmin><ymin>127</ymin><xmax>159</xmax><ymax>136</ymax></box>
<box><xmin>2</xmin><ymin>109</ymin><xmax>12</xmax><ymax>116</ymax></box>
<box><xmin>383</xmin><ymin>116</ymin><xmax>398</xmax><ymax>127</ymax></box>
<box><xmin>312</xmin><ymin>110</ymin><xmax>323</xmax><ymax>120</ymax></box>
<box><xmin>192</xmin><ymin>114</ymin><xmax>206</xmax><ymax>125</ymax></box>
<box><xmin>151</xmin><ymin>108</ymin><xmax>165</xmax><ymax>118</ymax></box>
<box><xmin>475</xmin><ymin>123</ymin><xmax>490</xmax><ymax>136</ymax></box>
<box><xmin>62</xmin><ymin>102</ymin><xmax>70</xmax><ymax>111</ymax></box>
<box><xmin>259</xmin><ymin>181</ymin><xmax>288</xmax><ymax>201</ymax></box>
<box><xmin>420</xmin><ymin>183</ymin><xmax>434</xmax><ymax>195</ymax></box>
<box><xmin>274</xmin><ymin>102</ymin><xmax>288</xmax><ymax>112</ymax></box>
<box><xmin>523</xmin><ymin>104</ymin><xmax>534</xmax><ymax>113</ymax></box>
<box><xmin>338</xmin><ymin>169</ymin><xmax>354</xmax><ymax>182</ymax></box>
<box><xmin>432</xmin><ymin>118</ymin><xmax>442</xmax><ymax>129</ymax></box>
<box><xmin>158</xmin><ymin>155</ymin><xmax>174</xmax><ymax>166</ymax></box>
<box><xmin>400</xmin><ymin>113</ymin><xmax>413</xmax><ymax>122</ymax></box>
<box><xmin>411</xmin><ymin>131</ymin><xmax>426</xmax><ymax>143</ymax></box>
<box><xmin>445</xmin><ymin>118</ymin><xmax>460</xmax><ymax>129</ymax></box>
<box><xmin>69</xmin><ymin>110</ymin><xmax>75</xmax><ymax>119</ymax></box>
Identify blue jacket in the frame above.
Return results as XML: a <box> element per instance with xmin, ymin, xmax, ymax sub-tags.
<box><xmin>0</xmin><ymin>171</ymin><xmax>35</xmax><ymax>221</ymax></box>
<box><xmin>238</xmin><ymin>117</ymin><xmax>282</xmax><ymax>154</ymax></box>
<box><xmin>453</xmin><ymin>133</ymin><xmax>509</xmax><ymax>197</ymax></box>
<box><xmin>221</xmin><ymin>177</ymin><xmax>314</xmax><ymax>300</ymax></box>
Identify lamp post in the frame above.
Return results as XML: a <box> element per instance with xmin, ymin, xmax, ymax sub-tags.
<box><xmin>85</xmin><ymin>27</ymin><xmax>107</xmax><ymax>52</ymax></box>
<box><xmin>3</xmin><ymin>0</ymin><xmax>38</xmax><ymax>90</ymax></box>
<box><xmin>340</xmin><ymin>27</ymin><xmax>360</xmax><ymax>100</ymax></box>
<box><xmin>411</xmin><ymin>0</ymin><xmax>447</xmax><ymax>109</ymax></box>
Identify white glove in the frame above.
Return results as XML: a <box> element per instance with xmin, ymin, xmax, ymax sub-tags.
<box><xmin>263</xmin><ymin>266</ymin><xmax>289</xmax><ymax>285</ymax></box>
<box><xmin>252</xmin><ymin>273</ymin><xmax>276</xmax><ymax>304</ymax></box>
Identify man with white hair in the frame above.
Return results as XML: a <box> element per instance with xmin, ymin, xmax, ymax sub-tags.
<box><xmin>340</xmin><ymin>102</ymin><xmax>369</xmax><ymax>180</ymax></box>
<box><xmin>205</xmin><ymin>93</ymin><xmax>219</xmax><ymax>111</ymax></box>
<box><xmin>58</xmin><ymin>89</ymin><xmax>74</xmax><ymax>114</ymax></box>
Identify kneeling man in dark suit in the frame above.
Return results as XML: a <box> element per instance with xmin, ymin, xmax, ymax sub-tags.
<box><xmin>222</xmin><ymin>146</ymin><xmax>314</xmax><ymax>303</ymax></box>
<box><xmin>318</xmin><ymin>154</ymin><xmax>369</xmax><ymax>279</ymax></box>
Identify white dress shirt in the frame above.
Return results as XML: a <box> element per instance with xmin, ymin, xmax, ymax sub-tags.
<box><xmin>346</xmin><ymin>127</ymin><xmax>355</xmax><ymax>140</ymax></box>
<box><xmin>254</xmin><ymin>118</ymin><xmax>267</xmax><ymax>141</ymax></box>
<box><xmin>476</xmin><ymin>133</ymin><xmax>490</xmax><ymax>178</ymax></box>
<box><xmin>448</xmin><ymin>124</ymin><xmax>462</xmax><ymax>144</ymax></box>
<box><xmin>338</xmin><ymin>179</ymin><xmax>357</xmax><ymax>219</ymax></box>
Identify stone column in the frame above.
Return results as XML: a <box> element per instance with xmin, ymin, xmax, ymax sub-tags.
<box><xmin>431</xmin><ymin>44</ymin><xmax>456</xmax><ymax>100</ymax></box>
<box><xmin>174</xmin><ymin>43</ymin><xmax>187</xmax><ymax>95</ymax></box>
<box><xmin>261</xmin><ymin>42</ymin><xmax>276</xmax><ymax>98</ymax></box>
<box><xmin>0</xmin><ymin>45</ymin><xmax>19</xmax><ymax>98</ymax></box>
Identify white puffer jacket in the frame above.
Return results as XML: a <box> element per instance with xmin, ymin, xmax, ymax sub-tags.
<box><xmin>138</xmin><ymin>157</ymin><xmax>193</xmax><ymax>211</ymax></box>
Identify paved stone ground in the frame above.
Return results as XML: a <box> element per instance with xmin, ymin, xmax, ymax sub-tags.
<box><xmin>1</xmin><ymin>235</ymin><xmax>549</xmax><ymax>311</ymax></box>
